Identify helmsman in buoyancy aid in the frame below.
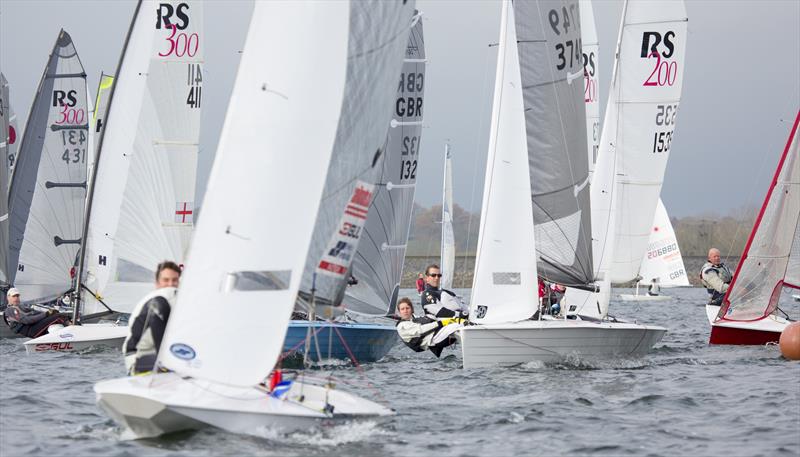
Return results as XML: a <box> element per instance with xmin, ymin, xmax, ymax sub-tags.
<box><xmin>395</xmin><ymin>297</ymin><xmax>464</xmax><ymax>357</ymax></box>
<box><xmin>123</xmin><ymin>261</ymin><xmax>181</xmax><ymax>375</ymax></box>
<box><xmin>700</xmin><ymin>248</ymin><xmax>733</xmax><ymax>307</ymax></box>
<box><xmin>421</xmin><ymin>264</ymin><xmax>468</xmax><ymax>319</ymax></box>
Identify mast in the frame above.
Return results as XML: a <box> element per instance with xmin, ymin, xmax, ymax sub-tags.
<box><xmin>73</xmin><ymin>1</ymin><xmax>143</xmax><ymax>324</ymax></box>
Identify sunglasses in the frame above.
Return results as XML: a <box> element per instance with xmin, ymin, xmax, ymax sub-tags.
<box><xmin>427</xmin><ymin>273</ymin><xmax>442</xmax><ymax>278</ymax></box>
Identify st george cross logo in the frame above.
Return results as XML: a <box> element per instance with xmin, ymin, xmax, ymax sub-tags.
<box><xmin>175</xmin><ymin>202</ymin><xmax>193</xmax><ymax>224</ymax></box>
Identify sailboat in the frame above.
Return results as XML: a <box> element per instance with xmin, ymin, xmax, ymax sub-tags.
<box><xmin>286</xmin><ymin>13</ymin><xmax>426</xmax><ymax>364</ymax></box>
<box><xmin>94</xmin><ymin>1</ymin><xmax>414</xmax><ymax>439</ymax></box>
<box><xmin>440</xmin><ymin>143</ymin><xmax>456</xmax><ymax>290</ymax></box>
<box><xmin>25</xmin><ymin>0</ymin><xmax>203</xmax><ymax>353</ymax></box>
<box><xmin>619</xmin><ymin>198</ymin><xmax>690</xmax><ymax>301</ymax></box>
<box><xmin>7</xmin><ymin>30</ymin><xmax>90</xmax><ymax>308</ymax></box>
<box><xmin>707</xmin><ymin>111</ymin><xmax>799</xmax><ymax>345</ymax></box>
<box><xmin>460</xmin><ymin>0</ymin><xmax>678</xmax><ymax>369</ymax></box>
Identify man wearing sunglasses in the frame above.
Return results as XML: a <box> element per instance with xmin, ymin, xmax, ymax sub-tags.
<box><xmin>422</xmin><ymin>264</ymin><xmax>468</xmax><ymax>319</ymax></box>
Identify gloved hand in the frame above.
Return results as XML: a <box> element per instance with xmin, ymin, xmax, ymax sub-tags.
<box><xmin>440</xmin><ymin>317</ymin><xmax>466</xmax><ymax>326</ymax></box>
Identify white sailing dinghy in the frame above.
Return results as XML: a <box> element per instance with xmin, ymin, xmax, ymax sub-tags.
<box><xmin>7</xmin><ymin>30</ymin><xmax>90</xmax><ymax>308</ymax></box>
<box><xmin>708</xmin><ymin>111</ymin><xmax>799</xmax><ymax>345</ymax></box>
<box><xmin>564</xmin><ymin>0</ymin><xmax>688</xmax><ymax>319</ymax></box>
<box><xmin>94</xmin><ymin>0</ymin><xmax>415</xmax><ymax>439</ymax></box>
<box><xmin>25</xmin><ymin>0</ymin><xmax>203</xmax><ymax>353</ymax></box>
<box><xmin>440</xmin><ymin>143</ymin><xmax>456</xmax><ymax>290</ymax></box>
<box><xmin>619</xmin><ymin>199</ymin><xmax>690</xmax><ymax>301</ymax></box>
<box><xmin>459</xmin><ymin>0</ymin><xmax>669</xmax><ymax>369</ymax></box>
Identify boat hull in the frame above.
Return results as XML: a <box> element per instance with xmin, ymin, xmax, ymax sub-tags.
<box><xmin>283</xmin><ymin>320</ymin><xmax>398</xmax><ymax>363</ymax></box>
<box><xmin>706</xmin><ymin>305</ymin><xmax>788</xmax><ymax>345</ymax></box>
<box><xmin>618</xmin><ymin>294</ymin><xmax>670</xmax><ymax>302</ymax></box>
<box><xmin>459</xmin><ymin>319</ymin><xmax>666</xmax><ymax>369</ymax></box>
<box><xmin>94</xmin><ymin>372</ymin><xmax>395</xmax><ymax>439</ymax></box>
<box><xmin>23</xmin><ymin>323</ymin><xmax>127</xmax><ymax>353</ymax></box>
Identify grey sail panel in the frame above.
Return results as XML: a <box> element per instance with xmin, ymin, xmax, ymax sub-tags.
<box><xmin>514</xmin><ymin>0</ymin><xmax>594</xmax><ymax>287</ymax></box>
<box><xmin>298</xmin><ymin>1</ymin><xmax>416</xmax><ymax>311</ymax></box>
<box><xmin>344</xmin><ymin>15</ymin><xmax>426</xmax><ymax>316</ymax></box>
<box><xmin>0</xmin><ymin>73</ymin><xmax>9</xmax><ymax>284</ymax></box>
<box><xmin>7</xmin><ymin>30</ymin><xmax>88</xmax><ymax>301</ymax></box>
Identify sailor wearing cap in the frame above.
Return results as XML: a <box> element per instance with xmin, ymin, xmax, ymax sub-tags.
<box><xmin>3</xmin><ymin>288</ymin><xmax>69</xmax><ymax>338</ymax></box>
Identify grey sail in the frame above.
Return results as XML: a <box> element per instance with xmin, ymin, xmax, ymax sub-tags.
<box><xmin>297</xmin><ymin>1</ymin><xmax>417</xmax><ymax>313</ymax></box>
<box><xmin>515</xmin><ymin>0</ymin><xmax>594</xmax><ymax>287</ymax></box>
<box><xmin>343</xmin><ymin>15</ymin><xmax>426</xmax><ymax>316</ymax></box>
<box><xmin>7</xmin><ymin>30</ymin><xmax>89</xmax><ymax>302</ymax></box>
<box><xmin>0</xmin><ymin>73</ymin><xmax>10</xmax><ymax>286</ymax></box>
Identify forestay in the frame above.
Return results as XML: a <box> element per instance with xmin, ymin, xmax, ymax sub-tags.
<box><xmin>721</xmin><ymin>112</ymin><xmax>800</xmax><ymax>321</ymax></box>
<box><xmin>469</xmin><ymin>1</ymin><xmax>538</xmax><ymax>325</ymax></box>
<box><xmin>638</xmin><ymin>198</ymin><xmax>690</xmax><ymax>287</ymax></box>
<box><xmin>0</xmin><ymin>73</ymin><xmax>10</xmax><ymax>286</ymax></box>
<box><xmin>441</xmin><ymin>143</ymin><xmax>455</xmax><ymax>290</ymax></box>
<box><xmin>516</xmin><ymin>0</ymin><xmax>594</xmax><ymax>288</ymax></box>
<box><xmin>605</xmin><ymin>0</ymin><xmax>688</xmax><ymax>283</ymax></box>
<box><xmin>158</xmin><ymin>1</ymin><xmax>415</xmax><ymax>387</ymax></box>
<box><xmin>344</xmin><ymin>15</ymin><xmax>426</xmax><ymax>316</ymax></box>
<box><xmin>297</xmin><ymin>1</ymin><xmax>417</xmax><ymax>313</ymax></box>
<box><xmin>80</xmin><ymin>0</ymin><xmax>202</xmax><ymax>315</ymax></box>
<box><xmin>579</xmin><ymin>0</ymin><xmax>600</xmax><ymax>178</ymax></box>
<box><xmin>8</xmin><ymin>30</ymin><xmax>89</xmax><ymax>302</ymax></box>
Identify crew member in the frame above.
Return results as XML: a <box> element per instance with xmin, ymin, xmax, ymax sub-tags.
<box><xmin>421</xmin><ymin>264</ymin><xmax>467</xmax><ymax>318</ymax></box>
<box><xmin>700</xmin><ymin>248</ymin><xmax>733</xmax><ymax>306</ymax></box>
<box><xmin>3</xmin><ymin>288</ymin><xmax>70</xmax><ymax>338</ymax></box>
<box><xmin>395</xmin><ymin>297</ymin><xmax>463</xmax><ymax>357</ymax></box>
<box><xmin>123</xmin><ymin>261</ymin><xmax>181</xmax><ymax>375</ymax></box>
<box><xmin>647</xmin><ymin>278</ymin><xmax>661</xmax><ymax>296</ymax></box>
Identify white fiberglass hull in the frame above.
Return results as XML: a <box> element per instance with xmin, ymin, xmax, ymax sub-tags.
<box><xmin>459</xmin><ymin>318</ymin><xmax>667</xmax><ymax>369</ymax></box>
<box><xmin>94</xmin><ymin>372</ymin><xmax>395</xmax><ymax>439</ymax></box>
<box><xmin>618</xmin><ymin>294</ymin><xmax>670</xmax><ymax>302</ymax></box>
<box><xmin>23</xmin><ymin>323</ymin><xmax>126</xmax><ymax>353</ymax></box>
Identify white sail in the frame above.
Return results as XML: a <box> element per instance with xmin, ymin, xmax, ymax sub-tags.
<box><xmin>158</xmin><ymin>1</ymin><xmax>414</xmax><ymax>387</ymax></box>
<box><xmin>344</xmin><ymin>16</ymin><xmax>426</xmax><ymax>315</ymax></box>
<box><xmin>90</xmin><ymin>73</ymin><xmax>114</xmax><ymax>172</ymax></box>
<box><xmin>604</xmin><ymin>0</ymin><xmax>689</xmax><ymax>283</ymax></box>
<box><xmin>8</xmin><ymin>30</ymin><xmax>90</xmax><ymax>302</ymax></box>
<box><xmin>80</xmin><ymin>0</ymin><xmax>202</xmax><ymax>315</ymax></box>
<box><xmin>0</xmin><ymin>73</ymin><xmax>9</xmax><ymax>285</ymax></box>
<box><xmin>638</xmin><ymin>198</ymin><xmax>690</xmax><ymax>287</ymax></box>
<box><xmin>469</xmin><ymin>0</ymin><xmax>538</xmax><ymax>325</ymax></box>
<box><xmin>720</xmin><ymin>112</ymin><xmax>800</xmax><ymax>321</ymax></box>
<box><xmin>580</xmin><ymin>0</ymin><xmax>600</xmax><ymax>177</ymax></box>
<box><xmin>440</xmin><ymin>143</ymin><xmax>455</xmax><ymax>290</ymax></box>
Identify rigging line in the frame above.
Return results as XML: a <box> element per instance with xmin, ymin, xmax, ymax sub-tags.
<box><xmin>330</xmin><ymin>325</ymin><xmax>388</xmax><ymax>404</ymax></box>
<box><xmin>462</xmin><ymin>41</ymin><xmax>495</xmax><ymax>292</ymax></box>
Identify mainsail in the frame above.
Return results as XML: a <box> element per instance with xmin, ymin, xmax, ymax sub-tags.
<box><xmin>470</xmin><ymin>0</ymin><xmax>539</xmax><ymax>325</ymax></box>
<box><xmin>78</xmin><ymin>0</ymin><xmax>202</xmax><ymax>315</ymax></box>
<box><xmin>7</xmin><ymin>30</ymin><xmax>90</xmax><ymax>302</ymax></box>
<box><xmin>158</xmin><ymin>1</ymin><xmax>415</xmax><ymax>387</ymax></box>
<box><xmin>0</xmin><ymin>73</ymin><xmax>10</xmax><ymax>286</ymax></box>
<box><xmin>580</xmin><ymin>0</ymin><xmax>600</xmax><ymax>178</ymax></box>
<box><xmin>297</xmin><ymin>2</ymin><xmax>417</xmax><ymax>313</ymax></box>
<box><xmin>516</xmin><ymin>0</ymin><xmax>594</xmax><ymax>288</ymax></box>
<box><xmin>441</xmin><ymin>143</ymin><xmax>455</xmax><ymax>290</ymax></box>
<box><xmin>344</xmin><ymin>15</ymin><xmax>426</xmax><ymax>316</ymax></box>
<box><xmin>603</xmin><ymin>0</ymin><xmax>689</xmax><ymax>283</ymax></box>
<box><xmin>638</xmin><ymin>198</ymin><xmax>690</xmax><ymax>287</ymax></box>
<box><xmin>720</xmin><ymin>112</ymin><xmax>800</xmax><ymax>321</ymax></box>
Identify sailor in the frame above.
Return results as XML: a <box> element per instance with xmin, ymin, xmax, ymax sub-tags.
<box><xmin>421</xmin><ymin>264</ymin><xmax>467</xmax><ymax>318</ymax></box>
<box><xmin>2</xmin><ymin>288</ymin><xmax>70</xmax><ymax>338</ymax></box>
<box><xmin>700</xmin><ymin>248</ymin><xmax>733</xmax><ymax>307</ymax></box>
<box><xmin>395</xmin><ymin>297</ymin><xmax>463</xmax><ymax>357</ymax></box>
<box><xmin>647</xmin><ymin>278</ymin><xmax>661</xmax><ymax>296</ymax></box>
<box><xmin>123</xmin><ymin>261</ymin><xmax>181</xmax><ymax>375</ymax></box>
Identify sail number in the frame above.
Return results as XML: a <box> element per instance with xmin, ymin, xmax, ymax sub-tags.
<box><xmin>55</xmin><ymin>104</ymin><xmax>85</xmax><ymax>125</ymax></box>
<box><xmin>400</xmin><ymin>159</ymin><xmax>417</xmax><ymax>180</ymax></box>
<box><xmin>652</xmin><ymin>104</ymin><xmax>678</xmax><ymax>154</ymax></box>
<box><xmin>60</xmin><ymin>129</ymin><xmax>87</xmax><ymax>165</ymax></box>
<box><xmin>554</xmin><ymin>39</ymin><xmax>581</xmax><ymax>71</ymax></box>
<box><xmin>186</xmin><ymin>63</ymin><xmax>202</xmax><ymax>109</ymax></box>
<box><xmin>60</xmin><ymin>130</ymin><xmax>86</xmax><ymax>146</ymax></box>
<box><xmin>62</xmin><ymin>148</ymin><xmax>86</xmax><ymax>164</ymax></box>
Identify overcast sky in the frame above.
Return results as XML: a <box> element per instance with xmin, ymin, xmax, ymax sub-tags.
<box><xmin>1</xmin><ymin>1</ymin><xmax>798</xmax><ymax>218</ymax></box>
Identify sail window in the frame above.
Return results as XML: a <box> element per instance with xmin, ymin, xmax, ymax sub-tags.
<box><xmin>223</xmin><ymin>270</ymin><xmax>291</xmax><ymax>292</ymax></box>
<box><xmin>492</xmin><ymin>272</ymin><xmax>521</xmax><ymax>285</ymax></box>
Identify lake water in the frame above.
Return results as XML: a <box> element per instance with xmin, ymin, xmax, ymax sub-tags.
<box><xmin>1</xmin><ymin>287</ymin><xmax>798</xmax><ymax>456</ymax></box>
